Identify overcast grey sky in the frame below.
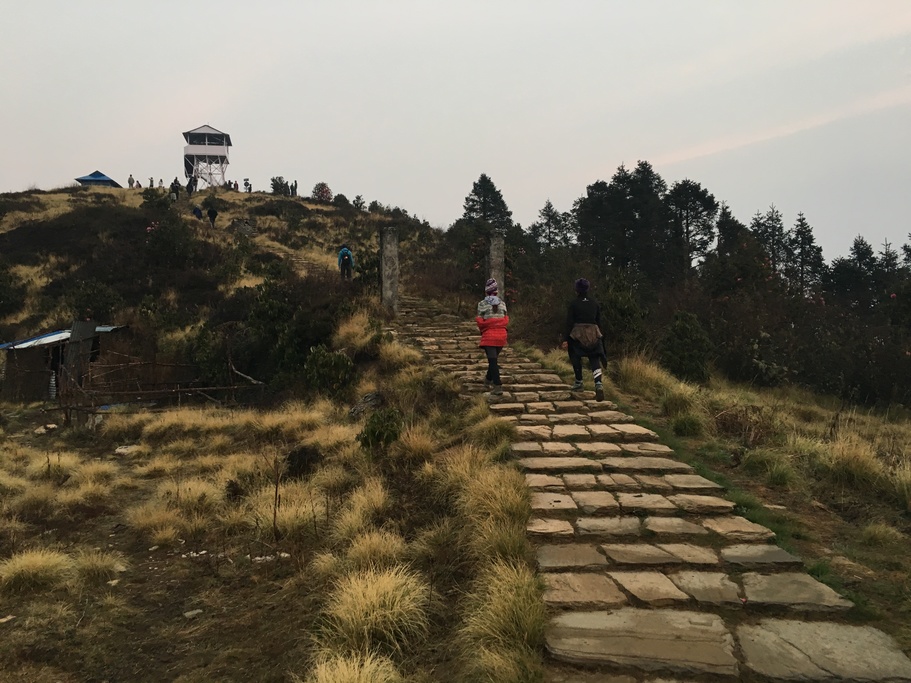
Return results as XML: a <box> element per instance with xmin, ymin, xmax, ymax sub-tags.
<box><xmin>2</xmin><ymin>1</ymin><xmax>910</xmax><ymax>259</ymax></box>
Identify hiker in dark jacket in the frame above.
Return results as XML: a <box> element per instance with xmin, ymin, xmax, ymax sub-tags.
<box><xmin>562</xmin><ymin>277</ymin><xmax>606</xmax><ymax>401</ymax></box>
<box><xmin>338</xmin><ymin>244</ymin><xmax>355</xmax><ymax>279</ymax></box>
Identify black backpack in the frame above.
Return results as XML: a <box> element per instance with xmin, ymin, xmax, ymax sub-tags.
<box><xmin>341</xmin><ymin>251</ymin><xmax>351</xmax><ymax>265</ymax></box>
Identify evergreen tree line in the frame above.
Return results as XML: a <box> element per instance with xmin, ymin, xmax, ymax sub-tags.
<box><xmin>436</xmin><ymin>166</ymin><xmax>911</xmax><ymax>407</ymax></box>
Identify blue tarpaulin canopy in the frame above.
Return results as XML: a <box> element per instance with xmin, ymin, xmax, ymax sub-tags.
<box><xmin>74</xmin><ymin>170</ymin><xmax>122</xmax><ymax>188</ymax></box>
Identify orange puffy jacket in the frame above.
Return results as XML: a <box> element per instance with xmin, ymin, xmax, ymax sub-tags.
<box><xmin>476</xmin><ymin>315</ymin><xmax>509</xmax><ymax>347</ymax></box>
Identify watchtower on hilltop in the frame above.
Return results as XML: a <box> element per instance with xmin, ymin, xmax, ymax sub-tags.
<box><xmin>182</xmin><ymin>125</ymin><xmax>232</xmax><ymax>187</ymax></box>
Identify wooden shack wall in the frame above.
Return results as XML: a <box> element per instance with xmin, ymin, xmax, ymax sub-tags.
<box><xmin>0</xmin><ymin>349</ymin><xmax>51</xmax><ymax>401</ymax></box>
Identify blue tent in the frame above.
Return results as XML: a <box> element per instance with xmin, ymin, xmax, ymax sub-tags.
<box><xmin>74</xmin><ymin>170</ymin><xmax>122</xmax><ymax>188</ymax></box>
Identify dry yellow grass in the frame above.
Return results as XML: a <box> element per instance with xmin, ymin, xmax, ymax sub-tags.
<box><xmin>157</xmin><ymin>477</ymin><xmax>224</xmax><ymax>515</ymax></box>
<box><xmin>861</xmin><ymin>522</ymin><xmax>906</xmax><ymax>546</ymax></box>
<box><xmin>293</xmin><ymin>653</ymin><xmax>403</xmax><ymax>683</ymax></box>
<box><xmin>389</xmin><ymin>424</ymin><xmax>436</xmax><ymax>466</ymax></box>
<box><xmin>0</xmin><ymin>549</ymin><xmax>74</xmax><ymax>592</ymax></box>
<box><xmin>615</xmin><ymin>355</ymin><xmax>677</xmax><ymax>398</ymax></box>
<box><xmin>320</xmin><ymin>566</ymin><xmax>430</xmax><ymax>656</ymax></box>
<box><xmin>124</xmin><ymin>500</ymin><xmax>184</xmax><ymax>540</ymax></box>
<box><xmin>377</xmin><ymin>341</ymin><xmax>422</xmax><ymax>372</ymax></box>
<box><xmin>345</xmin><ymin>530</ymin><xmax>407</xmax><ymax>571</ymax></box>
<box><xmin>465</xmin><ymin>416</ymin><xmax>515</xmax><ymax>449</ymax></box>
<box><xmin>332</xmin><ymin>479</ymin><xmax>389</xmax><ymax>543</ymax></box>
<box><xmin>457</xmin><ymin>560</ymin><xmax>545</xmax><ymax>682</ymax></box>
<box><xmin>247</xmin><ymin>479</ymin><xmax>327</xmax><ymax>542</ymax></box>
<box><xmin>333</xmin><ymin>311</ymin><xmax>376</xmax><ymax>355</ymax></box>
<box><xmin>71</xmin><ymin>549</ymin><xmax>127</xmax><ymax>585</ymax></box>
<box><xmin>9</xmin><ymin>484</ymin><xmax>58</xmax><ymax>519</ymax></box>
<box><xmin>25</xmin><ymin>451</ymin><xmax>80</xmax><ymax>481</ymax></box>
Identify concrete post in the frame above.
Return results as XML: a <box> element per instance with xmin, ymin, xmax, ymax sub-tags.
<box><xmin>380</xmin><ymin>225</ymin><xmax>399</xmax><ymax>315</ymax></box>
<box><xmin>490</xmin><ymin>232</ymin><xmax>505</xmax><ymax>293</ymax></box>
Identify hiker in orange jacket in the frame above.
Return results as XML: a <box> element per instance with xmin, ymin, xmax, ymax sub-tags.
<box><xmin>476</xmin><ymin>278</ymin><xmax>509</xmax><ymax>395</ymax></box>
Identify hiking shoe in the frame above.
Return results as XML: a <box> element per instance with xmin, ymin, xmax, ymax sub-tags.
<box><xmin>484</xmin><ymin>379</ymin><xmax>492</xmax><ymax>390</ymax></box>
<box><xmin>491</xmin><ymin>385</ymin><xmax>503</xmax><ymax>396</ymax></box>
<box><xmin>595</xmin><ymin>382</ymin><xmax>605</xmax><ymax>402</ymax></box>
<box><xmin>570</xmin><ymin>380</ymin><xmax>584</xmax><ymax>391</ymax></box>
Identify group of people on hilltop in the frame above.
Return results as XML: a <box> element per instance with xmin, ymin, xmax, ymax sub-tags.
<box><xmin>476</xmin><ymin>276</ymin><xmax>605</xmax><ymax>401</ymax></box>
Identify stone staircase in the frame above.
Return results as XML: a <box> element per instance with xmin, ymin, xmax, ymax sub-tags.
<box><xmin>393</xmin><ymin>296</ymin><xmax>911</xmax><ymax>682</ymax></box>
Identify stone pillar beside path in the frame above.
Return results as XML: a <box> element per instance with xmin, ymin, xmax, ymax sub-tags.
<box><xmin>489</xmin><ymin>232</ymin><xmax>504</xmax><ymax>294</ymax></box>
<box><xmin>380</xmin><ymin>225</ymin><xmax>399</xmax><ymax>315</ymax></box>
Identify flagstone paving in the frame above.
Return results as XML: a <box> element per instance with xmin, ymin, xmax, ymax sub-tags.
<box><xmin>394</xmin><ymin>297</ymin><xmax>911</xmax><ymax>681</ymax></box>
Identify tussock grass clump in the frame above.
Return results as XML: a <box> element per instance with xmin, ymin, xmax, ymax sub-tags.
<box><xmin>661</xmin><ymin>386</ymin><xmax>700</xmax><ymax>417</ymax></box>
<box><xmin>332</xmin><ymin>479</ymin><xmax>389</xmax><ymax>543</ymax></box>
<box><xmin>457</xmin><ymin>560</ymin><xmax>545</xmax><ymax>682</ymax></box>
<box><xmin>893</xmin><ymin>463</ymin><xmax>911</xmax><ymax>511</ymax></box>
<box><xmin>56</xmin><ymin>481</ymin><xmax>112</xmax><ymax>510</ymax></box>
<box><xmin>0</xmin><ymin>549</ymin><xmax>74</xmax><ymax>592</ymax></box>
<box><xmin>9</xmin><ymin>484</ymin><xmax>57</xmax><ymax>520</ymax></box>
<box><xmin>71</xmin><ymin>461</ymin><xmax>119</xmax><ymax>484</ymax></box>
<box><xmin>125</xmin><ymin>500</ymin><xmax>184</xmax><ymax>540</ymax></box>
<box><xmin>312</xmin><ymin>464</ymin><xmax>359</xmax><ymax>497</ymax></box>
<box><xmin>377</xmin><ymin>341</ymin><xmax>422</xmax><ymax>372</ymax></box>
<box><xmin>615</xmin><ymin>355</ymin><xmax>677</xmax><ymax>399</ymax></box>
<box><xmin>320</xmin><ymin>566</ymin><xmax>430</xmax><ymax>657</ymax></box>
<box><xmin>293</xmin><ymin>653</ymin><xmax>403</xmax><ymax>683</ymax></box>
<box><xmin>458</xmin><ymin>467</ymin><xmax>530</xmax><ymax>562</ymax></box>
<box><xmin>0</xmin><ymin>516</ymin><xmax>29</xmax><ymax>547</ymax></box>
<box><xmin>861</xmin><ymin>522</ymin><xmax>906</xmax><ymax>546</ymax></box>
<box><xmin>430</xmin><ymin>445</ymin><xmax>495</xmax><ymax>500</ymax></box>
<box><xmin>248</xmin><ymin>480</ymin><xmax>327</xmax><ymax>542</ymax></box>
<box><xmin>388</xmin><ymin>425</ymin><xmax>436</xmax><ymax>467</ymax></box>
<box><xmin>345</xmin><ymin>530</ymin><xmax>407</xmax><ymax>571</ymax></box>
<box><xmin>100</xmin><ymin>412</ymin><xmax>154</xmax><ymax>442</ymax></box>
<box><xmin>333</xmin><ymin>310</ymin><xmax>378</xmax><ymax>357</ymax></box>
<box><xmin>72</xmin><ymin>549</ymin><xmax>127</xmax><ymax>584</ymax></box>
<box><xmin>0</xmin><ymin>470</ymin><xmax>30</xmax><ymax>493</ymax></box>
<box><xmin>815</xmin><ymin>436</ymin><xmax>885</xmax><ymax>488</ymax></box>
<box><xmin>25</xmin><ymin>452</ymin><xmax>80</xmax><ymax>481</ymax></box>
<box><xmin>157</xmin><ymin>477</ymin><xmax>224</xmax><ymax>515</ymax></box>
<box><xmin>465</xmin><ymin>416</ymin><xmax>516</xmax><ymax>449</ymax></box>
<box><xmin>671</xmin><ymin>413</ymin><xmax>706</xmax><ymax>437</ymax></box>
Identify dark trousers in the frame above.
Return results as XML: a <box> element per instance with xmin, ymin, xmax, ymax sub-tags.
<box><xmin>482</xmin><ymin>346</ymin><xmax>501</xmax><ymax>385</ymax></box>
<box><xmin>340</xmin><ymin>264</ymin><xmax>352</xmax><ymax>280</ymax></box>
<box><xmin>569</xmin><ymin>343</ymin><xmax>603</xmax><ymax>383</ymax></box>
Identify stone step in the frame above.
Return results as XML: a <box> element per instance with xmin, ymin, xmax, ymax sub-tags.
<box><xmin>527</xmin><ymin>472</ymin><xmax>723</xmax><ymax>494</ymax></box>
<box><xmin>545</xmin><ymin>608</ymin><xmax>739</xmax><ymax>676</ymax></box>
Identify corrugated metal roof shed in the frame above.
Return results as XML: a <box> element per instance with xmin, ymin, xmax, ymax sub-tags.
<box><xmin>0</xmin><ymin>326</ymin><xmax>123</xmax><ymax>351</ymax></box>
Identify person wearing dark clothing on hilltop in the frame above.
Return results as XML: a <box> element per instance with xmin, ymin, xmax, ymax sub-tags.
<box><xmin>562</xmin><ymin>277</ymin><xmax>606</xmax><ymax>401</ymax></box>
<box><xmin>476</xmin><ymin>278</ymin><xmax>509</xmax><ymax>395</ymax></box>
<box><xmin>338</xmin><ymin>244</ymin><xmax>355</xmax><ymax>280</ymax></box>
<box><xmin>207</xmin><ymin>207</ymin><xmax>218</xmax><ymax>229</ymax></box>
<box><xmin>192</xmin><ymin>205</ymin><xmax>203</xmax><ymax>220</ymax></box>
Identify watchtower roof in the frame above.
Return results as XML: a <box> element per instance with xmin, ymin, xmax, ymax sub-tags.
<box><xmin>182</xmin><ymin>125</ymin><xmax>232</xmax><ymax>146</ymax></box>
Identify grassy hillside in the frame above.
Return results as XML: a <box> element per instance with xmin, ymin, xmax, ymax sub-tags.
<box><xmin>1</xmin><ymin>184</ymin><xmax>910</xmax><ymax>679</ymax></box>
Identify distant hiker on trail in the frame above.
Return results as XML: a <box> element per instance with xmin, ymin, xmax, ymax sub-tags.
<box><xmin>234</xmin><ymin>180</ymin><xmax>239</xmax><ymax>192</ymax></box>
<box><xmin>170</xmin><ymin>178</ymin><xmax>181</xmax><ymax>201</ymax></box>
<box><xmin>135</xmin><ymin>180</ymin><xmax>142</xmax><ymax>189</ymax></box>
<box><xmin>338</xmin><ymin>244</ymin><xmax>355</xmax><ymax>280</ymax></box>
<box><xmin>562</xmin><ymin>277</ymin><xmax>606</xmax><ymax>401</ymax></box>
<box><xmin>127</xmin><ymin>174</ymin><xmax>134</xmax><ymax>189</ymax></box>
<box><xmin>148</xmin><ymin>177</ymin><xmax>154</xmax><ymax>188</ymax></box>
<box><xmin>158</xmin><ymin>179</ymin><xmax>164</xmax><ymax>189</ymax></box>
<box><xmin>476</xmin><ymin>278</ymin><xmax>509</xmax><ymax>395</ymax></box>
<box><xmin>192</xmin><ymin>205</ymin><xmax>203</xmax><ymax>220</ymax></box>
<box><xmin>207</xmin><ymin>207</ymin><xmax>218</xmax><ymax>228</ymax></box>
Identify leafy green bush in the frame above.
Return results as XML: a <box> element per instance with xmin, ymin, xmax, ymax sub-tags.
<box><xmin>302</xmin><ymin>345</ymin><xmax>354</xmax><ymax>397</ymax></box>
<box><xmin>671</xmin><ymin>413</ymin><xmax>704</xmax><ymax>437</ymax></box>
<box><xmin>67</xmin><ymin>278</ymin><xmax>124</xmax><ymax>321</ymax></box>
<box><xmin>659</xmin><ymin>311</ymin><xmax>712</xmax><ymax>383</ymax></box>
<box><xmin>357</xmin><ymin>408</ymin><xmax>403</xmax><ymax>452</ymax></box>
<box><xmin>145</xmin><ymin>215</ymin><xmax>195</xmax><ymax>269</ymax></box>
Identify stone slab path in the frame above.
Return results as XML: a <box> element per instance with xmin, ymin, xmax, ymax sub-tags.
<box><xmin>394</xmin><ymin>297</ymin><xmax>911</xmax><ymax>682</ymax></box>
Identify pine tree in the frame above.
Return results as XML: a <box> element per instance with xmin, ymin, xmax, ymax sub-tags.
<box><xmin>529</xmin><ymin>199</ymin><xmax>574</xmax><ymax>248</ymax></box>
<box><xmin>461</xmin><ymin>173</ymin><xmax>513</xmax><ymax>234</ymax></box>
<box><xmin>750</xmin><ymin>205</ymin><xmax>790</xmax><ymax>274</ymax></box>
<box><xmin>785</xmin><ymin>212</ymin><xmax>825</xmax><ymax>294</ymax></box>
<box><xmin>666</xmin><ymin>178</ymin><xmax>718</xmax><ymax>276</ymax></box>
<box><xmin>715</xmin><ymin>203</ymin><xmax>747</xmax><ymax>254</ymax></box>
